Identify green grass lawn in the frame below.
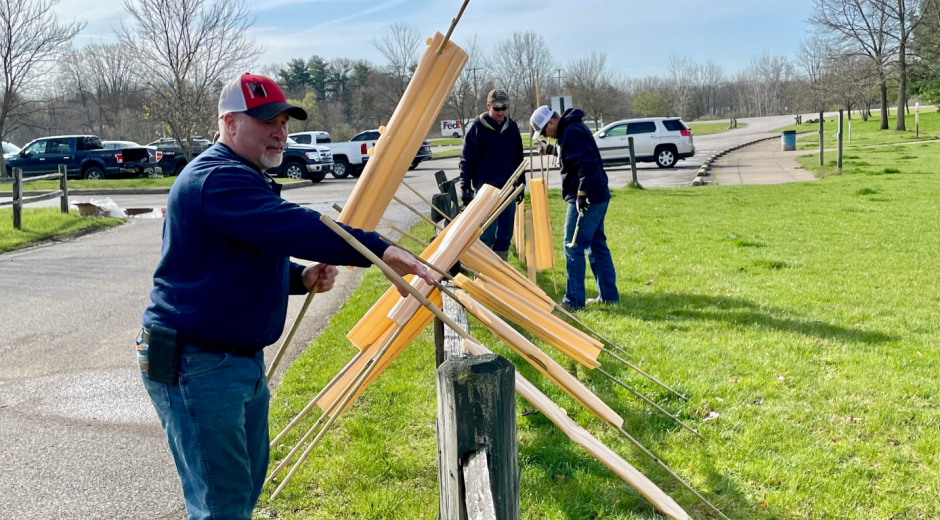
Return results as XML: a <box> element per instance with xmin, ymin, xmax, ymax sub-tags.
<box><xmin>428</xmin><ymin>137</ymin><xmax>463</xmax><ymax>147</ymax></box>
<box><xmin>689</xmin><ymin>122</ymin><xmax>748</xmax><ymax>136</ymax></box>
<box><xmin>0</xmin><ymin>207</ymin><xmax>123</xmax><ymax>253</ymax></box>
<box><xmin>0</xmin><ymin>175</ymin><xmax>305</xmax><ymax>192</ymax></box>
<box><xmin>773</xmin><ymin>107</ymin><xmax>939</xmax><ymax>150</ymax></box>
<box><xmin>431</xmin><ymin>149</ymin><xmax>462</xmax><ymax>159</ymax></box>
<box><xmin>262</xmin><ymin>157</ymin><xmax>940</xmax><ymax>519</ymax></box>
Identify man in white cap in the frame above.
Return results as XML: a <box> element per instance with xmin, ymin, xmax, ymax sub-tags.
<box><xmin>138</xmin><ymin>73</ymin><xmax>435</xmax><ymax>519</ymax></box>
<box><xmin>530</xmin><ymin>105</ymin><xmax>619</xmax><ymax>310</ymax></box>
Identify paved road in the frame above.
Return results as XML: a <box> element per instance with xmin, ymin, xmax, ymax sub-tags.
<box><xmin>0</xmin><ymin>112</ymin><xmax>806</xmax><ymax>519</ymax></box>
<box><xmin>715</xmin><ymin>139</ymin><xmax>817</xmax><ymax>185</ymax></box>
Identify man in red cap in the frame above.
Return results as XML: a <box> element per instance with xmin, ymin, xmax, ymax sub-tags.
<box><xmin>138</xmin><ymin>73</ymin><xmax>434</xmax><ymax>519</ymax></box>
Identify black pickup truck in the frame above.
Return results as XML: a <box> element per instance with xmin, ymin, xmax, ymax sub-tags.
<box><xmin>146</xmin><ymin>137</ymin><xmax>213</xmax><ymax>176</ymax></box>
<box><xmin>5</xmin><ymin>135</ymin><xmax>157</xmax><ymax>179</ymax></box>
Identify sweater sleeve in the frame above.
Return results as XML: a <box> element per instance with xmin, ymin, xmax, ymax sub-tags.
<box><xmin>458</xmin><ymin>125</ymin><xmax>479</xmax><ymax>196</ymax></box>
<box><xmin>288</xmin><ymin>261</ymin><xmax>308</xmax><ymax>295</ymax></box>
<box><xmin>201</xmin><ymin>168</ymin><xmax>390</xmax><ymax>267</ymax></box>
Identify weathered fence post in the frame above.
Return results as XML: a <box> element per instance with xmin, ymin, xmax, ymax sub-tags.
<box><xmin>59</xmin><ymin>164</ymin><xmax>69</xmax><ymax>214</ymax></box>
<box><xmin>435</xmin><ymin>287</ymin><xmax>520</xmax><ymax>520</ymax></box>
<box><xmin>12</xmin><ymin>167</ymin><xmax>22</xmax><ymax>230</ymax></box>
<box><xmin>818</xmin><ymin>111</ymin><xmax>825</xmax><ymax>167</ymax></box>
<box><xmin>628</xmin><ymin>137</ymin><xmax>638</xmax><ymax>187</ymax></box>
<box><xmin>837</xmin><ymin>109</ymin><xmax>844</xmax><ymax>171</ymax></box>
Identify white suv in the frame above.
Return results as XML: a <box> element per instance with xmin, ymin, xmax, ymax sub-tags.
<box><xmin>594</xmin><ymin>118</ymin><xmax>695</xmax><ymax>168</ymax></box>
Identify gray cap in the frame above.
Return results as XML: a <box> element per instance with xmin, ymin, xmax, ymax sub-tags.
<box><xmin>487</xmin><ymin>89</ymin><xmax>509</xmax><ymax>107</ymax></box>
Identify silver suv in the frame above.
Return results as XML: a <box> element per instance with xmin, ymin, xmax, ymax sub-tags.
<box><xmin>594</xmin><ymin>118</ymin><xmax>695</xmax><ymax>168</ymax></box>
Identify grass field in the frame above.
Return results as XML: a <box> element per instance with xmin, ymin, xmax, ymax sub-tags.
<box><xmin>0</xmin><ymin>207</ymin><xmax>122</xmax><ymax>253</ymax></box>
<box><xmin>689</xmin><ymin>122</ymin><xmax>748</xmax><ymax>136</ymax></box>
<box><xmin>0</xmin><ymin>175</ymin><xmax>306</xmax><ymax>192</ymax></box>
<box><xmin>773</xmin><ymin>107</ymin><xmax>939</xmax><ymax>150</ymax></box>
<box><xmin>261</xmin><ymin>154</ymin><xmax>940</xmax><ymax>518</ymax></box>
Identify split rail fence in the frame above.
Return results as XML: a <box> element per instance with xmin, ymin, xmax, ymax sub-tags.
<box><xmin>0</xmin><ymin>166</ymin><xmax>69</xmax><ymax>229</ymax></box>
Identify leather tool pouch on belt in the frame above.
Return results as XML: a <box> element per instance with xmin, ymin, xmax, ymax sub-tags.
<box><xmin>147</xmin><ymin>325</ymin><xmax>181</xmax><ymax>385</ymax></box>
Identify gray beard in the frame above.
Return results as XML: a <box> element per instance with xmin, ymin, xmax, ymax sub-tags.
<box><xmin>259</xmin><ymin>152</ymin><xmax>283</xmax><ymax>170</ymax></box>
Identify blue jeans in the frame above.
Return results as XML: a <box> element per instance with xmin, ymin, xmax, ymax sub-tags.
<box><xmin>479</xmin><ymin>198</ymin><xmax>516</xmax><ymax>253</ymax></box>
<box><xmin>140</xmin><ymin>345</ymin><xmax>270</xmax><ymax>520</ymax></box>
<box><xmin>563</xmin><ymin>200</ymin><xmax>619</xmax><ymax>308</ymax></box>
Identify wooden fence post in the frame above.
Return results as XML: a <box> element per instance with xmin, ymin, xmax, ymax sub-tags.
<box><xmin>12</xmin><ymin>167</ymin><xmax>22</xmax><ymax>230</ymax></box>
<box><xmin>628</xmin><ymin>137</ymin><xmax>638</xmax><ymax>187</ymax></box>
<box><xmin>837</xmin><ymin>109</ymin><xmax>844</xmax><ymax>171</ymax></box>
<box><xmin>437</xmin><ymin>354</ymin><xmax>519</xmax><ymax>520</ymax></box>
<box><xmin>59</xmin><ymin>164</ymin><xmax>69</xmax><ymax>213</ymax></box>
<box><xmin>436</xmin><ymin>286</ymin><xmax>520</xmax><ymax>520</ymax></box>
<box><xmin>819</xmin><ymin>111</ymin><xmax>824</xmax><ymax>167</ymax></box>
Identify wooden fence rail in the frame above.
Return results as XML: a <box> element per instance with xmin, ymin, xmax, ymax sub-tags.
<box><xmin>0</xmin><ymin>166</ymin><xmax>69</xmax><ymax>229</ymax></box>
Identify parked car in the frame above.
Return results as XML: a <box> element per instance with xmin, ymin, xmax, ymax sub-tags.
<box><xmin>2</xmin><ymin>141</ymin><xmax>20</xmax><ymax>158</ymax></box>
<box><xmin>264</xmin><ymin>137</ymin><xmax>334</xmax><ymax>182</ymax></box>
<box><xmin>593</xmin><ymin>118</ymin><xmax>695</xmax><ymax>168</ymax></box>
<box><xmin>145</xmin><ymin>137</ymin><xmax>212</xmax><ymax>176</ymax></box>
<box><xmin>103</xmin><ymin>141</ymin><xmax>164</xmax><ymax>176</ymax></box>
<box><xmin>289</xmin><ymin>130</ymin><xmax>433</xmax><ymax>178</ymax></box>
<box><xmin>5</xmin><ymin>135</ymin><xmax>157</xmax><ymax>179</ymax></box>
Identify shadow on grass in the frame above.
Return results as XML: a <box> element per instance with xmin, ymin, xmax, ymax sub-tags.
<box><xmin>606</xmin><ymin>292</ymin><xmax>894</xmax><ymax>345</ymax></box>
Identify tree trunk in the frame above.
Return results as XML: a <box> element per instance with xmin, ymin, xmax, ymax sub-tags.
<box><xmin>897</xmin><ymin>38</ymin><xmax>907</xmax><ymax>131</ymax></box>
<box><xmin>879</xmin><ymin>81</ymin><xmax>889</xmax><ymax>130</ymax></box>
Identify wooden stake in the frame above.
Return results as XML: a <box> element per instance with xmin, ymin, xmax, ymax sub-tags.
<box><xmin>390</xmin><ymin>224</ymin><xmax>429</xmax><ymax>247</ymax></box>
<box><xmin>266</xmin><ymin>288</ymin><xmax>318</xmax><ymax>379</ymax></box>
<box><xmin>438</xmin><ymin>0</ymin><xmax>472</xmax><ymax>55</ymax></box>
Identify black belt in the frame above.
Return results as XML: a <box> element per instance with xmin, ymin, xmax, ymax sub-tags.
<box><xmin>141</xmin><ymin>327</ymin><xmax>258</xmax><ymax>357</ymax></box>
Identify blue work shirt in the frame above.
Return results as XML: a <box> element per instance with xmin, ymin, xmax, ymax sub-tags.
<box><xmin>142</xmin><ymin>142</ymin><xmax>389</xmax><ymax>354</ymax></box>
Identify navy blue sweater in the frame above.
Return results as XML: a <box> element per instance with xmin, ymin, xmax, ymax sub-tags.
<box><xmin>556</xmin><ymin>109</ymin><xmax>611</xmax><ymax>205</ymax></box>
<box><xmin>459</xmin><ymin>113</ymin><xmax>524</xmax><ymax>200</ymax></box>
<box><xmin>142</xmin><ymin>142</ymin><xmax>389</xmax><ymax>354</ymax></box>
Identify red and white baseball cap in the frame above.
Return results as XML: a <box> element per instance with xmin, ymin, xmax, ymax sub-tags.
<box><xmin>218</xmin><ymin>73</ymin><xmax>307</xmax><ymax>121</ymax></box>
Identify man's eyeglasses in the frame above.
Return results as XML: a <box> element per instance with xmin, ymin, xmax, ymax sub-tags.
<box><xmin>492</xmin><ymin>106</ymin><xmax>507</xmax><ymax>112</ymax></box>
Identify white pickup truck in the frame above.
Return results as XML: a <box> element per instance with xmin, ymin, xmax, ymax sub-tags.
<box><xmin>289</xmin><ymin>130</ymin><xmax>433</xmax><ymax>178</ymax></box>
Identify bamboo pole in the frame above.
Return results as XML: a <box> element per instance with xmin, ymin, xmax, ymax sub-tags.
<box><xmin>393</xmin><ymin>195</ymin><xmax>444</xmax><ymax>231</ymax></box>
<box><xmin>390</xmin><ymin>224</ymin><xmax>429</xmax><ymax>247</ymax></box>
<box><xmin>269</xmin><ymin>324</ymin><xmax>407</xmax><ymax>499</ymax></box>
<box><xmin>401</xmin><ymin>181</ymin><xmax>452</xmax><ymax>222</ymax></box>
<box><xmin>266</xmin><ymin>288</ymin><xmax>318</xmax><ymax>379</ymax></box>
<box><xmin>438</xmin><ymin>0</ymin><xmax>472</xmax><ymax>55</ymax></box>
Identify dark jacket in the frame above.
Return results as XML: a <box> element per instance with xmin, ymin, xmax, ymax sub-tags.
<box><xmin>142</xmin><ymin>142</ymin><xmax>389</xmax><ymax>354</ymax></box>
<box><xmin>459</xmin><ymin>113</ymin><xmax>524</xmax><ymax>201</ymax></box>
<box><xmin>556</xmin><ymin>108</ymin><xmax>610</xmax><ymax>205</ymax></box>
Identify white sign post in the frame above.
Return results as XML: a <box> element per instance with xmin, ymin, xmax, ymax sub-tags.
<box><xmin>915</xmin><ymin>102</ymin><xmax>920</xmax><ymax>138</ymax></box>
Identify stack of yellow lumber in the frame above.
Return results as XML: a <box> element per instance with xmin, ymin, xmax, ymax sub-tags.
<box><xmin>338</xmin><ymin>32</ymin><xmax>468</xmax><ymax>231</ymax></box>
<box><xmin>452</xmin><ymin>273</ymin><xmax>603</xmax><ymax>369</ymax></box>
<box><xmin>529</xmin><ymin>177</ymin><xmax>554</xmax><ymax>270</ymax></box>
<box><xmin>317</xmin><ymin>186</ymin><xmax>500</xmax><ymax>414</ymax></box>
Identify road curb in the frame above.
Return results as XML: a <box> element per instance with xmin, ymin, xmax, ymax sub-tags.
<box><xmin>691</xmin><ymin>136</ymin><xmax>778</xmax><ymax>186</ymax></box>
<box><xmin>0</xmin><ymin>180</ymin><xmax>314</xmax><ymax>198</ymax></box>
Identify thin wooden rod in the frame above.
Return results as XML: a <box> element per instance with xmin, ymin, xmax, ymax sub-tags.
<box><xmin>401</xmin><ymin>181</ymin><xmax>452</xmax><ymax>222</ymax></box>
<box><xmin>269</xmin><ymin>350</ymin><xmax>366</xmax><ymax>447</ymax></box>
<box><xmin>613</xmin><ymin>425</ymin><xmax>730</xmax><ymax>520</ymax></box>
<box><xmin>266</xmin><ymin>288</ymin><xmax>318</xmax><ymax>379</ymax></box>
<box><xmin>438</xmin><ymin>0</ymin><xmax>472</xmax><ymax>55</ymax></box>
<box><xmin>270</xmin><ymin>324</ymin><xmax>407</xmax><ymax>499</ymax></box>
<box><xmin>320</xmin><ymin>215</ymin><xmax>475</xmax><ymax>345</ymax></box>
<box><xmin>596</xmin><ymin>367</ymin><xmax>702</xmax><ymax>439</ymax></box>
<box><xmin>390</xmin><ymin>225</ymin><xmax>430</xmax><ymax>247</ymax></box>
<box><xmin>497</xmin><ymin>161</ymin><xmax>529</xmax><ymax>201</ymax></box>
<box><xmin>600</xmin><ymin>349</ymin><xmax>687</xmax><ymax>402</ymax></box>
<box><xmin>393</xmin><ymin>195</ymin><xmax>445</xmax><ymax>231</ymax></box>
<box><xmin>482</xmin><ymin>184</ymin><xmax>524</xmax><ymax>231</ymax></box>
<box><xmin>553</xmin><ymin>305</ymin><xmax>687</xmax><ymax>401</ymax></box>
<box><xmin>376</xmin><ymin>234</ymin><xmax>455</xmax><ymax>281</ymax></box>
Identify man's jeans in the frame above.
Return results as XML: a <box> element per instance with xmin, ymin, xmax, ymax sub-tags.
<box><xmin>563</xmin><ymin>200</ymin><xmax>619</xmax><ymax>308</ymax></box>
<box><xmin>140</xmin><ymin>345</ymin><xmax>269</xmax><ymax>520</ymax></box>
<box><xmin>480</xmin><ymin>198</ymin><xmax>517</xmax><ymax>253</ymax></box>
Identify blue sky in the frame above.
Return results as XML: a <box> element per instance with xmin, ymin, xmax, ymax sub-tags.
<box><xmin>64</xmin><ymin>0</ymin><xmax>817</xmax><ymax>77</ymax></box>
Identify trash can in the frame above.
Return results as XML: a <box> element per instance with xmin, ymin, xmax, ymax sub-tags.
<box><xmin>781</xmin><ymin>130</ymin><xmax>797</xmax><ymax>151</ymax></box>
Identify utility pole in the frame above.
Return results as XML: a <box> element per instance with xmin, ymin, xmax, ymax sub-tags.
<box><xmin>555</xmin><ymin>69</ymin><xmax>564</xmax><ymax>95</ymax></box>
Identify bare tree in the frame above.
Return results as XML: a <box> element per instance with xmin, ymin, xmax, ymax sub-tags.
<box><xmin>667</xmin><ymin>55</ymin><xmax>698</xmax><ymax>119</ymax></box>
<box><xmin>119</xmin><ymin>0</ymin><xmax>260</xmax><ymax>159</ymax></box>
<box><xmin>447</xmin><ymin>36</ymin><xmax>488</xmax><ymax>137</ymax></box>
<box><xmin>373</xmin><ymin>22</ymin><xmax>421</xmax><ymax>99</ymax></box>
<box><xmin>884</xmin><ymin>0</ymin><xmax>935</xmax><ymax>130</ymax></box>
<box><xmin>489</xmin><ymin>32</ymin><xmax>555</xmax><ymax>124</ymax></box>
<box><xmin>797</xmin><ymin>35</ymin><xmax>833</xmax><ymax>112</ymax></box>
<box><xmin>810</xmin><ymin>0</ymin><xmax>897</xmax><ymax>129</ymax></box>
<box><xmin>60</xmin><ymin>43</ymin><xmax>139</xmax><ymax>137</ymax></box>
<box><xmin>0</xmin><ymin>0</ymin><xmax>81</xmax><ymax>176</ymax></box>
<box><xmin>566</xmin><ymin>51</ymin><xmax>619</xmax><ymax>128</ymax></box>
